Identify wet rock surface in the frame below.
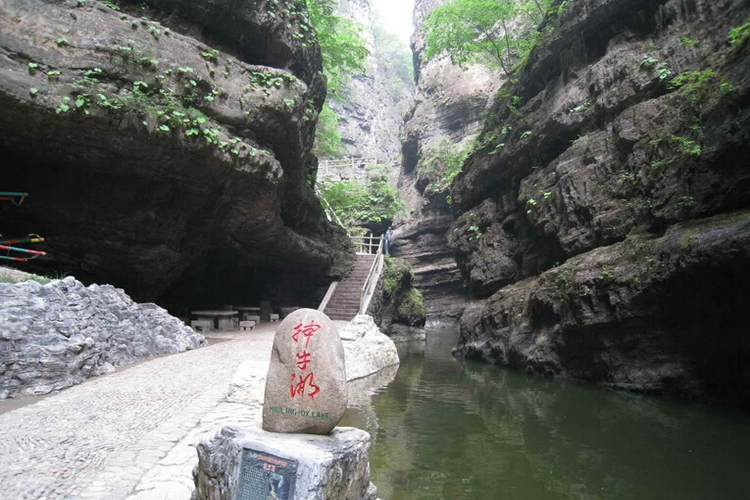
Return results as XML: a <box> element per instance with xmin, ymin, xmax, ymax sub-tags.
<box><xmin>0</xmin><ymin>276</ymin><xmax>205</xmax><ymax>399</ymax></box>
<box><xmin>450</xmin><ymin>0</ymin><xmax>750</xmax><ymax>407</ymax></box>
<box><xmin>0</xmin><ymin>0</ymin><xmax>353</xmax><ymax>312</ymax></box>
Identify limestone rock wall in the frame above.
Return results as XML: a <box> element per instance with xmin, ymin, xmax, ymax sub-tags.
<box><xmin>0</xmin><ymin>0</ymin><xmax>353</xmax><ymax>314</ymax></box>
<box><xmin>0</xmin><ymin>276</ymin><xmax>205</xmax><ymax>399</ymax></box>
<box><xmin>391</xmin><ymin>0</ymin><xmax>500</xmax><ymax>323</ymax></box>
<box><xmin>449</xmin><ymin>0</ymin><xmax>750</xmax><ymax>408</ymax></box>
<box><xmin>328</xmin><ymin>0</ymin><xmax>412</xmax><ymax>167</ymax></box>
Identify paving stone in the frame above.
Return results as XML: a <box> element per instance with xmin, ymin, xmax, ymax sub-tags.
<box><xmin>0</xmin><ymin>323</ymin><xmax>277</xmax><ymax>500</ymax></box>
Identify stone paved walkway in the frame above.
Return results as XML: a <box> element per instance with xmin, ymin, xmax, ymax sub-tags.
<box><xmin>0</xmin><ymin>323</ymin><xmax>278</xmax><ymax>500</ymax></box>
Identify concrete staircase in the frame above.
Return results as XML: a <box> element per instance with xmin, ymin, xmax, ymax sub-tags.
<box><xmin>323</xmin><ymin>254</ymin><xmax>375</xmax><ymax>321</ymax></box>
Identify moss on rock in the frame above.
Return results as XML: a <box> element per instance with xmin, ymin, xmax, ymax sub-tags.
<box><xmin>396</xmin><ymin>287</ymin><xmax>427</xmax><ymax>326</ymax></box>
<box><xmin>368</xmin><ymin>256</ymin><xmax>426</xmax><ymax>332</ymax></box>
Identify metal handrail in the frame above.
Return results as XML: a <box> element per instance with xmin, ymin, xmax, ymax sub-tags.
<box><xmin>359</xmin><ymin>238</ymin><xmax>384</xmax><ymax>315</ymax></box>
<box><xmin>350</xmin><ymin>234</ymin><xmax>381</xmax><ymax>254</ymax></box>
<box><xmin>319</xmin><ymin>157</ymin><xmax>377</xmax><ymax>169</ymax></box>
<box><xmin>318</xmin><ymin>281</ymin><xmax>338</xmax><ymax>311</ymax></box>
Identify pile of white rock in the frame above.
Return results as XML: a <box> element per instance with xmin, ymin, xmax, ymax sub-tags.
<box><xmin>0</xmin><ymin>276</ymin><xmax>205</xmax><ymax>399</ymax></box>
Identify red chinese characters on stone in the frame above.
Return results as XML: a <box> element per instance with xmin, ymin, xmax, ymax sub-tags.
<box><xmin>289</xmin><ymin>372</ymin><xmax>320</xmax><ymax>399</ymax></box>
<box><xmin>289</xmin><ymin>320</ymin><xmax>322</xmax><ymax>399</ymax></box>
<box><xmin>291</xmin><ymin>320</ymin><xmax>321</xmax><ymax>349</ymax></box>
<box><xmin>296</xmin><ymin>351</ymin><xmax>311</xmax><ymax>371</ymax></box>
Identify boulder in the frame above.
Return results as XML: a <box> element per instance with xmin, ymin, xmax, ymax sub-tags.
<box><xmin>227</xmin><ymin>315</ymin><xmax>398</xmax><ymax>407</ymax></box>
<box><xmin>263</xmin><ymin>309</ymin><xmax>347</xmax><ymax>434</ymax></box>
<box><xmin>339</xmin><ymin>315</ymin><xmax>399</xmax><ymax>380</ymax></box>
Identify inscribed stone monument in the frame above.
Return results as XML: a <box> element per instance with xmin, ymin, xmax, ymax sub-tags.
<box><xmin>262</xmin><ymin>309</ymin><xmax>347</xmax><ymax>434</ymax></box>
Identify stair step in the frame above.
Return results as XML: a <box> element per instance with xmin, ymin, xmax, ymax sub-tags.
<box><xmin>325</xmin><ymin>305</ymin><xmax>359</xmax><ymax>312</ymax></box>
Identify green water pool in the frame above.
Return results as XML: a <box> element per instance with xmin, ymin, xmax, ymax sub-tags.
<box><xmin>341</xmin><ymin>328</ymin><xmax>750</xmax><ymax>500</ymax></box>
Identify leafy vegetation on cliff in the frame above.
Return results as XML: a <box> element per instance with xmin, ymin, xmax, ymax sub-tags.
<box><xmin>319</xmin><ymin>169</ymin><xmax>405</xmax><ymax>227</ymax></box>
<box><xmin>380</xmin><ymin>256</ymin><xmax>426</xmax><ymax>327</ymax></box>
<box><xmin>307</xmin><ymin>0</ymin><xmax>369</xmax><ymax>158</ymax></box>
<box><xmin>419</xmin><ymin>139</ymin><xmax>471</xmax><ymax>195</ymax></box>
<box><xmin>307</xmin><ymin>0</ymin><xmax>369</xmax><ymax>96</ymax></box>
<box><xmin>424</xmin><ymin>0</ymin><xmax>557</xmax><ymax>76</ymax></box>
<box><xmin>313</xmin><ymin>104</ymin><xmax>343</xmax><ymax>157</ymax></box>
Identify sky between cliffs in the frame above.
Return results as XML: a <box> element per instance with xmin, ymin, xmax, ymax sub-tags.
<box><xmin>373</xmin><ymin>0</ymin><xmax>415</xmax><ymax>46</ymax></box>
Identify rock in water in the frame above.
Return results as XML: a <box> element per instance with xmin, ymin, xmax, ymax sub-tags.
<box><xmin>263</xmin><ymin>309</ymin><xmax>347</xmax><ymax>434</ymax></box>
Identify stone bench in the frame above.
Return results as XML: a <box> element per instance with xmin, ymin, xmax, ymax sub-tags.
<box><xmin>239</xmin><ymin>320</ymin><xmax>256</xmax><ymax>331</ymax></box>
<box><xmin>245</xmin><ymin>315</ymin><xmax>260</xmax><ymax>323</ymax></box>
<box><xmin>191</xmin><ymin>320</ymin><xmax>212</xmax><ymax>332</ymax></box>
<box><xmin>269</xmin><ymin>314</ymin><xmax>279</xmax><ymax>322</ymax></box>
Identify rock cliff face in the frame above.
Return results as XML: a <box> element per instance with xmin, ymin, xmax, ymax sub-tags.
<box><xmin>0</xmin><ymin>0</ymin><xmax>353</xmax><ymax>313</ymax></box>
<box><xmin>450</xmin><ymin>0</ymin><xmax>750</xmax><ymax>408</ymax></box>
<box><xmin>392</xmin><ymin>0</ymin><xmax>500</xmax><ymax>324</ymax></box>
<box><xmin>328</xmin><ymin>0</ymin><xmax>412</xmax><ymax>166</ymax></box>
<box><xmin>0</xmin><ymin>276</ymin><xmax>205</xmax><ymax>399</ymax></box>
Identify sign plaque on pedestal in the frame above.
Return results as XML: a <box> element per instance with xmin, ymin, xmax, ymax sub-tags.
<box><xmin>236</xmin><ymin>448</ymin><xmax>297</xmax><ymax>500</ymax></box>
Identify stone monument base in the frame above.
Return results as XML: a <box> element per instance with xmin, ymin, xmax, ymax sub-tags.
<box><xmin>192</xmin><ymin>425</ymin><xmax>380</xmax><ymax>500</ymax></box>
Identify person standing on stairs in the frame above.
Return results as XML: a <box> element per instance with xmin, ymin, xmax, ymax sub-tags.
<box><xmin>384</xmin><ymin>226</ymin><xmax>393</xmax><ymax>255</ymax></box>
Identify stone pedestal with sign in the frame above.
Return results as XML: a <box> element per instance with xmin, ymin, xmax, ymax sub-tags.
<box><xmin>193</xmin><ymin>309</ymin><xmax>383</xmax><ymax>499</ymax></box>
<box><xmin>191</xmin><ymin>425</ymin><xmax>379</xmax><ymax>500</ymax></box>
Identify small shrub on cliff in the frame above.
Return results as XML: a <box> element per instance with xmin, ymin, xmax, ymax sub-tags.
<box><xmin>729</xmin><ymin>17</ymin><xmax>750</xmax><ymax>49</ymax></box>
<box><xmin>397</xmin><ymin>288</ymin><xmax>427</xmax><ymax>326</ymax></box>
<box><xmin>419</xmin><ymin>139</ymin><xmax>469</xmax><ymax>193</ymax></box>
<box><xmin>376</xmin><ymin>256</ymin><xmax>426</xmax><ymax>328</ymax></box>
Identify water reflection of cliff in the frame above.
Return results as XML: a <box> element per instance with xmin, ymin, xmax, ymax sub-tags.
<box><xmin>347</xmin><ymin>329</ymin><xmax>750</xmax><ymax>500</ymax></box>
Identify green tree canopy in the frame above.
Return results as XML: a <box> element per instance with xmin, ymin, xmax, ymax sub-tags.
<box><xmin>307</xmin><ymin>0</ymin><xmax>369</xmax><ymax>97</ymax></box>
<box><xmin>306</xmin><ymin>0</ymin><xmax>370</xmax><ymax>159</ymax></box>
<box><xmin>424</xmin><ymin>0</ymin><xmax>554</xmax><ymax>76</ymax></box>
<box><xmin>319</xmin><ymin>170</ymin><xmax>405</xmax><ymax>227</ymax></box>
<box><xmin>313</xmin><ymin>103</ymin><xmax>342</xmax><ymax>158</ymax></box>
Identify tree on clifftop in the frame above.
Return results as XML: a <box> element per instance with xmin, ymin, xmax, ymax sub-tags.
<box><xmin>424</xmin><ymin>0</ymin><xmax>556</xmax><ymax>76</ymax></box>
<box><xmin>306</xmin><ymin>0</ymin><xmax>369</xmax><ymax>158</ymax></box>
<box><xmin>307</xmin><ymin>0</ymin><xmax>369</xmax><ymax>97</ymax></box>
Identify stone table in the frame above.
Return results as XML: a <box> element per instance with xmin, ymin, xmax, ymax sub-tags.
<box><xmin>235</xmin><ymin>306</ymin><xmax>261</xmax><ymax>321</ymax></box>
<box><xmin>191</xmin><ymin>310</ymin><xmax>238</xmax><ymax>331</ymax></box>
